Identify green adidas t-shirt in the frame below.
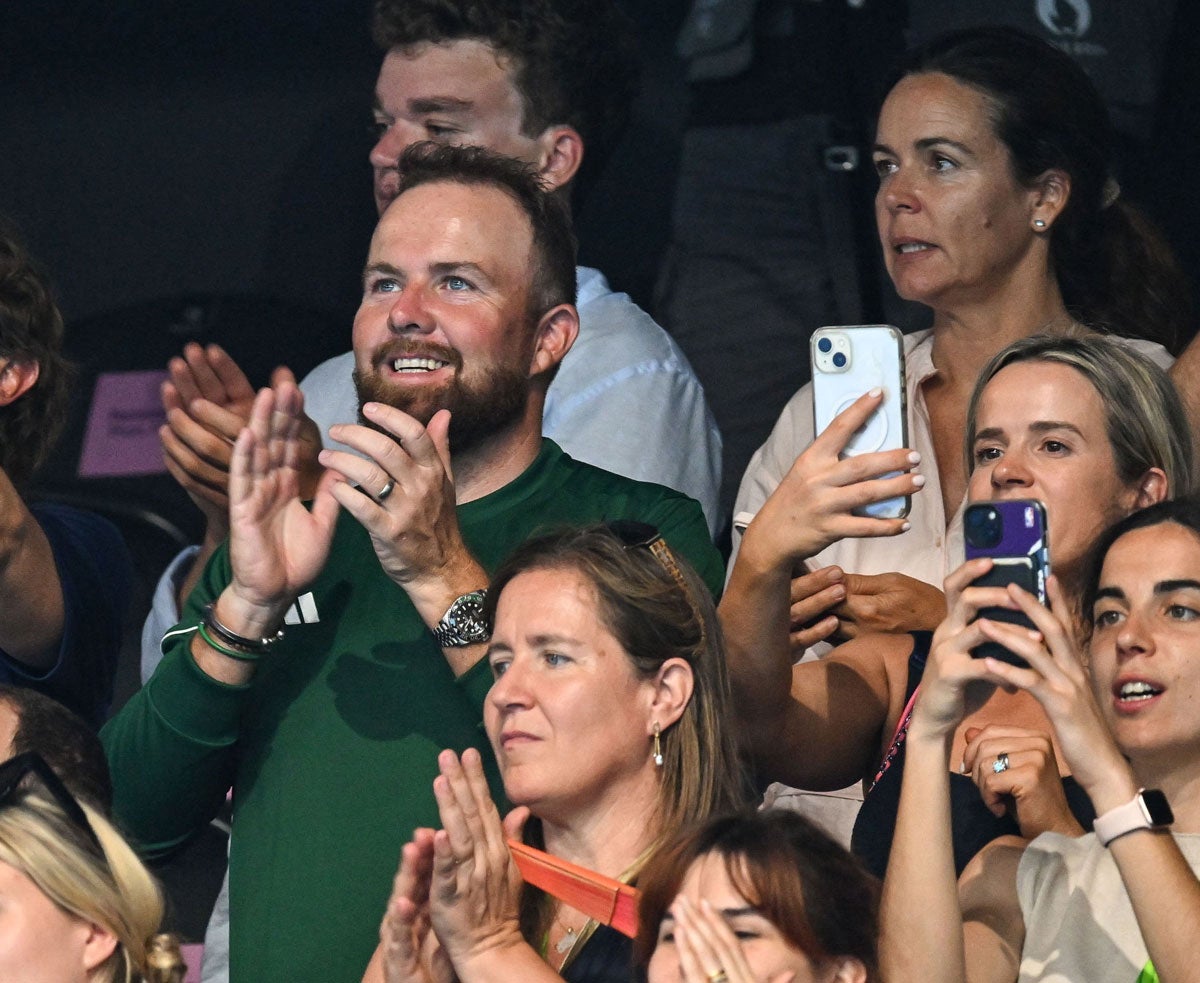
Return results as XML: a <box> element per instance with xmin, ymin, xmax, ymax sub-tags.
<box><xmin>103</xmin><ymin>440</ymin><xmax>721</xmax><ymax>982</ymax></box>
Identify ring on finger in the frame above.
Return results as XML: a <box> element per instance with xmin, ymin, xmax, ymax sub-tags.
<box><xmin>707</xmin><ymin>971</ymin><xmax>729</xmax><ymax>983</ymax></box>
<box><xmin>993</xmin><ymin>752</ymin><xmax>1010</xmax><ymax>774</ymax></box>
<box><xmin>376</xmin><ymin>478</ymin><xmax>395</xmax><ymax>503</ymax></box>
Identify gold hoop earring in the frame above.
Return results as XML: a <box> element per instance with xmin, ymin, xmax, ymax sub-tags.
<box><xmin>652</xmin><ymin>722</ymin><xmax>663</xmax><ymax>767</ymax></box>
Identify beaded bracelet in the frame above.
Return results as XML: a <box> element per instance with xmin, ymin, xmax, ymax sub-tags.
<box><xmin>202</xmin><ymin>602</ymin><xmax>285</xmax><ymax>653</ymax></box>
<box><xmin>197</xmin><ymin>623</ymin><xmax>261</xmax><ymax>663</ymax></box>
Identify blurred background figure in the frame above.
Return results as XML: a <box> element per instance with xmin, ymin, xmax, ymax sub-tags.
<box><xmin>0</xmin><ymin>223</ymin><xmax>130</xmax><ymax>728</ymax></box>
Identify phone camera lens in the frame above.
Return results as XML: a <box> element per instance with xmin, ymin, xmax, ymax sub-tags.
<box><xmin>818</xmin><ymin>338</ymin><xmax>832</xmax><ymax>353</ymax></box>
<box><xmin>965</xmin><ymin>506</ymin><xmax>1003</xmax><ymax>549</ymax></box>
<box><xmin>832</xmin><ymin>352</ymin><xmax>847</xmax><ymax>368</ymax></box>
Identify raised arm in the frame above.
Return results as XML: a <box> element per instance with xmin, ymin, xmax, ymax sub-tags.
<box><xmin>189</xmin><ymin>380</ymin><xmax>339</xmax><ymax>685</ymax></box>
<box><xmin>105</xmin><ymin>380</ymin><xmax>341</xmax><ymax>851</ymax></box>
<box><xmin>880</xmin><ymin>560</ymin><xmax>1027</xmax><ymax>983</ymax></box>
<box><xmin>719</xmin><ymin>391</ymin><xmax>920</xmax><ymax>765</ymax></box>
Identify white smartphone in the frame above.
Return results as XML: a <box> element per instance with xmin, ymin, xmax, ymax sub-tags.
<box><xmin>810</xmin><ymin>325</ymin><xmax>909</xmax><ymax>519</ymax></box>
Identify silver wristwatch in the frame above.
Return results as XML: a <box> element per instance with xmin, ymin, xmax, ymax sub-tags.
<box><xmin>432</xmin><ymin>590</ymin><xmax>490</xmax><ymax>647</ymax></box>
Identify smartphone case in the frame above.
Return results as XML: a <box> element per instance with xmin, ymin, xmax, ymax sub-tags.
<box><xmin>964</xmin><ymin>500</ymin><xmax>1050</xmax><ymax>667</ymax></box>
<box><xmin>810</xmin><ymin>325</ymin><xmax>909</xmax><ymax>519</ymax></box>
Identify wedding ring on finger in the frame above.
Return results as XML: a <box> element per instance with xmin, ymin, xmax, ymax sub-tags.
<box><xmin>993</xmin><ymin>752</ymin><xmax>1010</xmax><ymax>774</ymax></box>
<box><xmin>375</xmin><ymin>478</ymin><xmax>395</xmax><ymax>503</ymax></box>
<box><xmin>707</xmin><ymin>971</ymin><xmax>729</xmax><ymax>983</ymax></box>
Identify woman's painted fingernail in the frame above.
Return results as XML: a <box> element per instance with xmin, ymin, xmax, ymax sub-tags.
<box><xmin>908</xmin><ymin>451</ymin><xmax>921</xmax><ymax>465</ymax></box>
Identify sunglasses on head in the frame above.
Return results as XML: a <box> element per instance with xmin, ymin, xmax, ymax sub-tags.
<box><xmin>0</xmin><ymin>751</ymin><xmax>103</xmax><ymax>854</ymax></box>
<box><xmin>605</xmin><ymin>520</ymin><xmax>706</xmax><ymax>644</ymax></box>
<box><xmin>606</xmin><ymin>520</ymin><xmax>686</xmax><ymax>584</ymax></box>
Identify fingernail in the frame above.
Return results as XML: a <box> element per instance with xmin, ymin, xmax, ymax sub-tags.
<box><xmin>912</xmin><ymin>475</ymin><xmax>926</xmax><ymax>487</ymax></box>
<box><xmin>908</xmin><ymin>451</ymin><xmax>921</xmax><ymax>465</ymax></box>
<box><xmin>901</xmin><ymin>521</ymin><xmax>911</xmax><ymax>532</ymax></box>
<box><xmin>830</xmin><ymin>585</ymin><xmax>846</xmax><ymax>600</ymax></box>
<box><xmin>868</xmin><ymin>387</ymin><xmax>882</xmax><ymax>397</ymax></box>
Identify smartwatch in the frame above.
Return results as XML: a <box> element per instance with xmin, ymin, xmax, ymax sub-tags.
<box><xmin>1093</xmin><ymin>789</ymin><xmax>1174</xmax><ymax>847</ymax></box>
<box><xmin>432</xmin><ymin>590</ymin><xmax>490</xmax><ymax>648</ymax></box>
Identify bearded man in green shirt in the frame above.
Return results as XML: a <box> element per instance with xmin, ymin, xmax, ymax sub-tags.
<box><xmin>102</xmin><ymin>143</ymin><xmax>721</xmax><ymax>981</ymax></box>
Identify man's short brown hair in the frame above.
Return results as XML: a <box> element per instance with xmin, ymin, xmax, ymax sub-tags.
<box><xmin>394</xmin><ymin>141</ymin><xmax>577</xmax><ymax>324</ymax></box>
<box><xmin>372</xmin><ymin>0</ymin><xmax>640</xmax><ymax>196</ymax></box>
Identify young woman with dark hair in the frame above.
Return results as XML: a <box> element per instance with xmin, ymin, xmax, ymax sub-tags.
<box><xmin>882</xmin><ymin>497</ymin><xmax>1200</xmax><ymax>982</ymax></box>
<box><xmin>638</xmin><ymin>810</ymin><xmax>879</xmax><ymax>983</ymax></box>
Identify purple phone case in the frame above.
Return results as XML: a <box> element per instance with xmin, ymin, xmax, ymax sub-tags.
<box><xmin>964</xmin><ymin>502</ymin><xmax>1047</xmax><ymax>579</ymax></box>
<box><xmin>964</xmin><ymin>501</ymin><xmax>1049</xmax><ymax>666</ymax></box>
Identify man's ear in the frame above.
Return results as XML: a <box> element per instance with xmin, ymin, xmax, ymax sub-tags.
<box><xmin>648</xmin><ymin>657</ymin><xmax>694</xmax><ymax>732</ymax></box>
<box><xmin>1029</xmin><ymin>168</ymin><xmax>1071</xmax><ymax>232</ymax></box>
<box><xmin>0</xmin><ymin>358</ymin><xmax>40</xmax><ymax>407</ymax></box>
<box><xmin>533</xmin><ymin>125</ymin><xmax>584</xmax><ymax>192</ymax></box>
<box><xmin>528</xmin><ymin>304</ymin><xmax>579</xmax><ymax>377</ymax></box>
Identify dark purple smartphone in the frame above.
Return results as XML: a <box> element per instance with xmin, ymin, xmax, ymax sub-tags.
<box><xmin>963</xmin><ymin>500</ymin><xmax>1050</xmax><ymax>668</ymax></box>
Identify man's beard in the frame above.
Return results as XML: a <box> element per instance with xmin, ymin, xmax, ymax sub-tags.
<box><xmin>353</xmin><ymin>359</ymin><xmax>530</xmax><ymax>456</ymax></box>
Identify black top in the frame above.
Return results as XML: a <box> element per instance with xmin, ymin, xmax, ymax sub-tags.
<box><xmin>851</xmin><ymin>632</ymin><xmax>1096</xmax><ymax>878</ymax></box>
<box><xmin>563</xmin><ymin>923</ymin><xmax>636</xmax><ymax>983</ymax></box>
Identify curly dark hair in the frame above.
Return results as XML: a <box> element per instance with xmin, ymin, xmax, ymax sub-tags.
<box><xmin>372</xmin><ymin>0</ymin><xmax>640</xmax><ymax>193</ymax></box>
<box><xmin>0</xmin><ymin>223</ymin><xmax>74</xmax><ymax>485</ymax></box>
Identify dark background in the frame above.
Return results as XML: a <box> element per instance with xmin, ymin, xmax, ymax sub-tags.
<box><xmin>0</xmin><ymin>1</ymin><xmax>693</xmax><ymax>334</ymax></box>
<box><xmin>2</xmin><ymin>1</ymin><xmax>1196</xmax><ymax>355</ymax></box>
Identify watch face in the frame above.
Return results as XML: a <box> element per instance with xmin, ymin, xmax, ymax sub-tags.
<box><xmin>1141</xmin><ymin>789</ymin><xmax>1174</xmax><ymax>826</ymax></box>
<box><xmin>439</xmin><ymin>591</ymin><xmax>490</xmax><ymax>645</ymax></box>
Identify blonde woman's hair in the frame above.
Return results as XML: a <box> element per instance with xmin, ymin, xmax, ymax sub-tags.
<box><xmin>965</xmin><ymin>334</ymin><xmax>1195</xmax><ymax>497</ymax></box>
<box><xmin>0</xmin><ymin>787</ymin><xmax>163</xmax><ymax>982</ymax></box>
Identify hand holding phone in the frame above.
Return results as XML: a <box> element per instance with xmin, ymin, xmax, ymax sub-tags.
<box><xmin>811</xmin><ymin>325</ymin><xmax>910</xmax><ymax>519</ymax></box>
<box><xmin>963</xmin><ymin>500</ymin><xmax>1050</xmax><ymax>668</ymax></box>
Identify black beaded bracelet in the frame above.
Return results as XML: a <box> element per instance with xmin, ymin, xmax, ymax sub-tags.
<box><xmin>203</xmin><ymin>602</ymin><xmax>285</xmax><ymax>654</ymax></box>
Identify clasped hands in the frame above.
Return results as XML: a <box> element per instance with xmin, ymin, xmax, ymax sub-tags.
<box><xmin>378</xmin><ymin>749</ymin><xmax>529</xmax><ymax>983</ymax></box>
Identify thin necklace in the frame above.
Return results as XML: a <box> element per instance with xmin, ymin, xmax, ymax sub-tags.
<box><xmin>553</xmin><ymin>911</ymin><xmax>585</xmax><ymax>955</ymax></box>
